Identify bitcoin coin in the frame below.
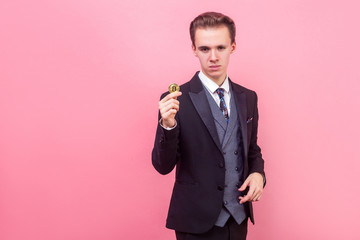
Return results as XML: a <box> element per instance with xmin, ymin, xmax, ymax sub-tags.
<box><xmin>168</xmin><ymin>83</ymin><xmax>180</xmax><ymax>93</ymax></box>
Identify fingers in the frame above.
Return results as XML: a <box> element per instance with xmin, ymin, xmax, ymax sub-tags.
<box><xmin>238</xmin><ymin>178</ymin><xmax>249</xmax><ymax>191</ymax></box>
<box><xmin>238</xmin><ymin>178</ymin><xmax>250</xmax><ymax>204</ymax></box>
<box><xmin>159</xmin><ymin>99</ymin><xmax>180</xmax><ymax>120</ymax></box>
<box><xmin>159</xmin><ymin>92</ymin><xmax>182</xmax><ymax>113</ymax></box>
<box><xmin>160</xmin><ymin>98</ymin><xmax>179</xmax><ymax>113</ymax></box>
<box><xmin>238</xmin><ymin>182</ymin><xmax>263</xmax><ymax>204</ymax></box>
<box><xmin>160</xmin><ymin>98</ymin><xmax>180</xmax><ymax>110</ymax></box>
<box><xmin>239</xmin><ymin>185</ymin><xmax>255</xmax><ymax>204</ymax></box>
<box><xmin>159</xmin><ymin>91</ymin><xmax>182</xmax><ymax>104</ymax></box>
<box><xmin>253</xmin><ymin>193</ymin><xmax>261</xmax><ymax>201</ymax></box>
<box><xmin>161</xmin><ymin>109</ymin><xmax>178</xmax><ymax>122</ymax></box>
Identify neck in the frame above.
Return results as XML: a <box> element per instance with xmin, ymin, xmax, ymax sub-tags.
<box><xmin>202</xmin><ymin>72</ymin><xmax>227</xmax><ymax>86</ymax></box>
<box><xmin>215</xmin><ymin>78</ymin><xmax>226</xmax><ymax>86</ymax></box>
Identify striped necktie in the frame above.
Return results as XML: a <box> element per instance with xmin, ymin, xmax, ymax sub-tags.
<box><xmin>216</xmin><ymin>88</ymin><xmax>229</xmax><ymax>122</ymax></box>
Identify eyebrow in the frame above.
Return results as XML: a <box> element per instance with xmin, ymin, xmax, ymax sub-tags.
<box><xmin>198</xmin><ymin>45</ymin><xmax>226</xmax><ymax>49</ymax></box>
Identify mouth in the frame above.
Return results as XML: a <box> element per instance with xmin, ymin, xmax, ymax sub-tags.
<box><xmin>209</xmin><ymin>65</ymin><xmax>221</xmax><ymax>70</ymax></box>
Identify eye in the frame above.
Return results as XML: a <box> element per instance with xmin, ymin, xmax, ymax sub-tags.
<box><xmin>218</xmin><ymin>46</ymin><xmax>225</xmax><ymax>50</ymax></box>
<box><xmin>199</xmin><ymin>47</ymin><xmax>209</xmax><ymax>52</ymax></box>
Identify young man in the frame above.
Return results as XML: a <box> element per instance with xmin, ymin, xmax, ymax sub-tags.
<box><xmin>152</xmin><ymin>12</ymin><xmax>265</xmax><ymax>240</ymax></box>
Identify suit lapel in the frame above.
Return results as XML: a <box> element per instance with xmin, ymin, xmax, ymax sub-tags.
<box><xmin>189</xmin><ymin>73</ymin><xmax>222</xmax><ymax>152</ymax></box>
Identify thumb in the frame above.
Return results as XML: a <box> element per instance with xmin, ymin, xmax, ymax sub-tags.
<box><xmin>239</xmin><ymin>178</ymin><xmax>250</xmax><ymax>191</ymax></box>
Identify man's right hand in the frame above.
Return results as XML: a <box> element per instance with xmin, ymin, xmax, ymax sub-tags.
<box><xmin>159</xmin><ymin>91</ymin><xmax>182</xmax><ymax>128</ymax></box>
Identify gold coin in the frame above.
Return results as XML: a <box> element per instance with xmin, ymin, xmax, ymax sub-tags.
<box><xmin>168</xmin><ymin>83</ymin><xmax>180</xmax><ymax>93</ymax></box>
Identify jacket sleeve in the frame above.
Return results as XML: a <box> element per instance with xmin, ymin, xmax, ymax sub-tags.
<box><xmin>248</xmin><ymin>92</ymin><xmax>266</xmax><ymax>186</ymax></box>
<box><xmin>151</xmin><ymin>94</ymin><xmax>180</xmax><ymax>175</ymax></box>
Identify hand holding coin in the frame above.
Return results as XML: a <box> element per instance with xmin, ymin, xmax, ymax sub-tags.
<box><xmin>158</xmin><ymin>83</ymin><xmax>182</xmax><ymax>128</ymax></box>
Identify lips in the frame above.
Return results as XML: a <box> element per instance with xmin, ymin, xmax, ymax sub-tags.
<box><xmin>209</xmin><ymin>65</ymin><xmax>221</xmax><ymax>70</ymax></box>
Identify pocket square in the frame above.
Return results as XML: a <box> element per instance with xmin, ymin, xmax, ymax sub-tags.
<box><xmin>246</xmin><ymin>117</ymin><xmax>253</xmax><ymax>123</ymax></box>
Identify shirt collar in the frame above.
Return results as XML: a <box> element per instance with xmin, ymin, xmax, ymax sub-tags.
<box><xmin>198</xmin><ymin>70</ymin><xmax>230</xmax><ymax>94</ymax></box>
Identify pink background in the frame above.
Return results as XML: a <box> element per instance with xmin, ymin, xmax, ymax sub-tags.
<box><xmin>1</xmin><ymin>0</ymin><xmax>360</xmax><ymax>239</ymax></box>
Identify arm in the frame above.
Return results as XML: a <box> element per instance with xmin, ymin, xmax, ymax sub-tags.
<box><xmin>247</xmin><ymin>92</ymin><xmax>265</xmax><ymax>180</ymax></box>
<box><xmin>151</xmin><ymin>91</ymin><xmax>182</xmax><ymax>175</ymax></box>
<box><xmin>239</xmin><ymin>92</ymin><xmax>266</xmax><ymax>203</ymax></box>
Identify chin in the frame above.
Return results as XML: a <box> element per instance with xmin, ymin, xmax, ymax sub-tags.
<box><xmin>209</xmin><ymin>72</ymin><xmax>223</xmax><ymax>79</ymax></box>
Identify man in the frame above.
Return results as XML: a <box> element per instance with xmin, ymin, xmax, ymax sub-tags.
<box><xmin>152</xmin><ymin>12</ymin><xmax>265</xmax><ymax>240</ymax></box>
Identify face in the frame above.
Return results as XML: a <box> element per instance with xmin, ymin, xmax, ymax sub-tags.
<box><xmin>192</xmin><ymin>25</ymin><xmax>236</xmax><ymax>85</ymax></box>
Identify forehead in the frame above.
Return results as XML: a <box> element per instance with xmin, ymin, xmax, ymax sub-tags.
<box><xmin>194</xmin><ymin>26</ymin><xmax>231</xmax><ymax>46</ymax></box>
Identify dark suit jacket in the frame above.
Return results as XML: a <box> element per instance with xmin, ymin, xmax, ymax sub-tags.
<box><xmin>152</xmin><ymin>72</ymin><xmax>265</xmax><ymax>234</ymax></box>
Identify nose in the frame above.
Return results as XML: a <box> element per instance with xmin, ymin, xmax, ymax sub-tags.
<box><xmin>210</xmin><ymin>49</ymin><xmax>218</xmax><ymax>62</ymax></box>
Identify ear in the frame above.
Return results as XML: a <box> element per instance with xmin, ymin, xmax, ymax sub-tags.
<box><xmin>192</xmin><ymin>44</ymin><xmax>197</xmax><ymax>56</ymax></box>
<box><xmin>230</xmin><ymin>41</ymin><xmax>236</xmax><ymax>54</ymax></box>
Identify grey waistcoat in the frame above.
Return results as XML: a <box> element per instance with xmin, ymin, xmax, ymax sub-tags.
<box><xmin>204</xmin><ymin>86</ymin><xmax>247</xmax><ymax>227</ymax></box>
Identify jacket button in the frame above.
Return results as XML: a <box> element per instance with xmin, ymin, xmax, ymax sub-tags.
<box><xmin>219</xmin><ymin>162</ymin><xmax>224</xmax><ymax>168</ymax></box>
<box><xmin>234</xmin><ymin>151</ymin><xmax>238</xmax><ymax>155</ymax></box>
<box><xmin>217</xmin><ymin>185</ymin><xmax>224</xmax><ymax>191</ymax></box>
<box><xmin>223</xmin><ymin>151</ymin><xmax>226</xmax><ymax>155</ymax></box>
<box><xmin>235</xmin><ymin>167</ymin><xmax>239</xmax><ymax>171</ymax></box>
<box><xmin>224</xmin><ymin>201</ymin><xmax>228</xmax><ymax>205</ymax></box>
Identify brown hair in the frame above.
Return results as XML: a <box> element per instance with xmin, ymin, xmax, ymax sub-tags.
<box><xmin>190</xmin><ymin>12</ymin><xmax>236</xmax><ymax>47</ymax></box>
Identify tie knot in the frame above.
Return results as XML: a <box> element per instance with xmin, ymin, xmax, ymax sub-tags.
<box><xmin>216</xmin><ymin>88</ymin><xmax>225</xmax><ymax>98</ymax></box>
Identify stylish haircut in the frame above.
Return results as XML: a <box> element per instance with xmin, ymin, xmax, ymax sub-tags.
<box><xmin>189</xmin><ymin>12</ymin><xmax>236</xmax><ymax>47</ymax></box>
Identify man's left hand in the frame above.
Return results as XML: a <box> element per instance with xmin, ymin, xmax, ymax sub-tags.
<box><xmin>238</xmin><ymin>172</ymin><xmax>264</xmax><ymax>204</ymax></box>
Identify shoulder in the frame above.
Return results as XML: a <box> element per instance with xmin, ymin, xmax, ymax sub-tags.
<box><xmin>230</xmin><ymin>81</ymin><xmax>258</xmax><ymax>100</ymax></box>
<box><xmin>179</xmin><ymin>81</ymin><xmax>192</xmax><ymax>94</ymax></box>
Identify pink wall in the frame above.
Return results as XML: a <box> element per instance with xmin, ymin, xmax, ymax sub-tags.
<box><xmin>1</xmin><ymin>0</ymin><xmax>360</xmax><ymax>239</ymax></box>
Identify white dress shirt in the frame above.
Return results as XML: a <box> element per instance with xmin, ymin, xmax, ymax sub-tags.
<box><xmin>198</xmin><ymin>70</ymin><xmax>231</xmax><ymax>116</ymax></box>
